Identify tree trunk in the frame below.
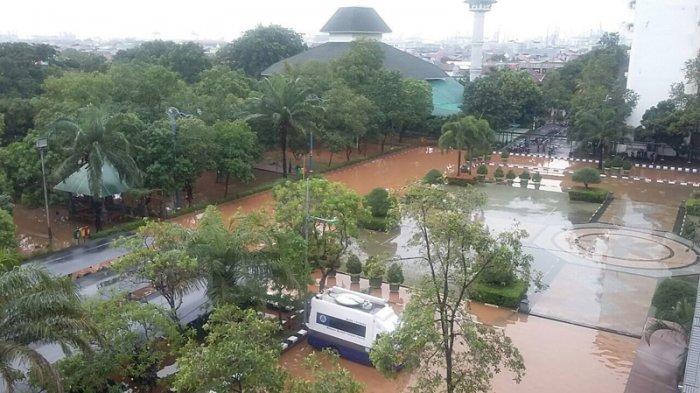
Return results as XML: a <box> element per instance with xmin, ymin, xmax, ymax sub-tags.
<box><xmin>224</xmin><ymin>173</ymin><xmax>230</xmax><ymax>198</ymax></box>
<box><xmin>455</xmin><ymin>150</ymin><xmax>461</xmax><ymax>176</ymax></box>
<box><xmin>328</xmin><ymin>151</ymin><xmax>333</xmax><ymax>167</ymax></box>
<box><xmin>598</xmin><ymin>142</ymin><xmax>604</xmax><ymax>170</ymax></box>
<box><xmin>92</xmin><ymin>198</ymin><xmax>103</xmax><ymax>233</ymax></box>
<box><xmin>281</xmin><ymin>126</ymin><xmax>289</xmax><ymax>178</ymax></box>
<box><xmin>185</xmin><ymin>184</ymin><xmax>193</xmax><ymax>207</ymax></box>
<box><xmin>318</xmin><ymin>269</ymin><xmax>330</xmax><ymax>292</ymax></box>
<box><xmin>381</xmin><ymin>134</ymin><xmax>387</xmax><ymax>153</ymax></box>
<box><xmin>346</xmin><ymin>146</ymin><xmax>352</xmax><ymax>161</ymax></box>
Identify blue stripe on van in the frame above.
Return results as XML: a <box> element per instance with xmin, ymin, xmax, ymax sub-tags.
<box><xmin>307</xmin><ymin>332</ymin><xmax>372</xmax><ymax>365</ymax></box>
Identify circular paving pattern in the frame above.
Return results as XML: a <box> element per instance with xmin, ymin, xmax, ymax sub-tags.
<box><xmin>553</xmin><ymin>227</ymin><xmax>697</xmax><ymax>269</ymax></box>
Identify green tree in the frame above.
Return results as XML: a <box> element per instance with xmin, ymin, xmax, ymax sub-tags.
<box><xmin>212</xmin><ymin>120</ymin><xmax>260</xmax><ymax>197</ymax></box>
<box><xmin>194</xmin><ymin>65</ymin><xmax>251</xmax><ymax>124</ymax></box>
<box><xmin>0</xmin><ymin>266</ymin><xmax>91</xmax><ymax>392</ymax></box>
<box><xmin>273</xmin><ymin>178</ymin><xmax>366</xmax><ymax>291</ymax></box>
<box><xmin>189</xmin><ymin>206</ymin><xmax>306</xmax><ymax>306</ymax></box>
<box><xmin>569</xmin><ymin>84</ymin><xmax>637</xmax><ymax>169</ymax></box>
<box><xmin>216</xmin><ymin>25</ymin><xmax>307</xmax><ymax>77</ymax></box>
<box><xmin>572</xmin><ymin>167</ymin><xmax>601</xmax><ymax>189</ymax></box>
<box><xmin>113</xmin><ymin>221</ymin><xmax>201</xmax><ymax>329</ymax></box>
<box><xmin>56</xmin><ymin>48</ymin><xmax>107</xmax><ymax>73</ymax></box>
<box><xmin>0</xmin><ymin>98</ymin><xmax>36</xmax><ymax>145</ymax></box>
<box><xmin>321</xmin><ymin>84</ymin><xmax>376</xmax><ymax>164</ymax></box>
<box><xmin>114</xmin><ymin>40</ymin><xmax>211</xmax><ymax>83</ymax></box>
<box><xmin>172</xmin><ymin>305</ymin><xmax>285</xmax><ymax>393</ymax></box>
<box><xmin>0</xmin><ymin>42</ymin><xmax>58</xmax><ymax>98</ymax></box>
<box><xmin>438</xmin><ymin>116</ymin><xmax>494</xmax><ymax>176</ymax></box>
<box><xmin>287</xmin><ymin>351</ymin><xmax>363</xmax><ymax>393</ymax></box>
<box><xmin>371</xmin><ymin>184</ymin><xmax>538</xmax><ymax>393</ymax></box>
<box><xmin>52</xmin><ymin>106</ymin><xmax>141</xmax><ymax>230</ymax></box>
<box><xmin>0</xmin><ymin>208</ymin><xmax>14</xmax><ymax>251</ymax></box>
<box><xmin>55</xmin><ymin>298</ymin><xmax>181</xmax><ymax>393</ymax></box>
<box><xmin>246</xmin><ymin>75</ymin><xmax>322</xmax><ymax>178</ymax></box>
<box><xmin>463</xmin><ymin>68</ymin><xmax>545</xmax><ymax>130</ymax></box>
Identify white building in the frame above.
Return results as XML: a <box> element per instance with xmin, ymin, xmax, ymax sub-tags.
<box><xmin>626</xmin><ymin>0</ymin><xmax>700</xmax><ymax>126</ymax></box>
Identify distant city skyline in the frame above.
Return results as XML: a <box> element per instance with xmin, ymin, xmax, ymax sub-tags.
<box><xmin>0</xmin><ymin>0</ymin><xmax>632</xmax><ymax>42</ymax></box>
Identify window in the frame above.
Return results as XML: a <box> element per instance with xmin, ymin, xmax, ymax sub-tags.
<box><xmin>316</xmin><ymin>313</ymin><xmax>366</xmax><ymax>337</ymax></box>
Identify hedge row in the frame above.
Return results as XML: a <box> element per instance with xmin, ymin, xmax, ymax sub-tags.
<box><xmin>687</xmin><ymin>198</ymin><xmax>700</xmax><ymax>216</ymax></box>
<box><xmin>568</xmin><ymin>188</ymin><xmax>609</xmax><ymax>203</ymax></box>
<box><xmin>359</xmin><ymin>215</ymin><xmax>392</xmax><ymax>232</ymax></box>
<box><xmin>445</xmin><ymin>177</ymin><xmax>477</xmax><ymax>187</ymax></box>
<box><xmin>470</xmin><ymin>280</ymin><xmax>528</xmax><ymax>308</ymax></box>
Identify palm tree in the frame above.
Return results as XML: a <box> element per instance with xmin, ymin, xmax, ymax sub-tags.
<box><xmin>246</xmin><ymin>75</ymin><xmax>321</xmax><ymax>178</ymax></box>
<box><xmin>0</xmin><ymin>266</ymin><xmax>91</xmax><ymax>392</ymax></box>
<box><xmin>53</xmin><ymin>106</ymin><xmax>141</xmax><ymax>230</ymax></box>
<box><xmin>438</xmin><ymin>116</ymin><xmax>493</xmax><ymax>176</ymax></box>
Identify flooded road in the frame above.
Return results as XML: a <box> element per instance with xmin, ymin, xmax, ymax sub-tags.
<box><xmin>471</xmin><ymin>303</ymin><xmax>637</xmax><ymax>393</ymax></box>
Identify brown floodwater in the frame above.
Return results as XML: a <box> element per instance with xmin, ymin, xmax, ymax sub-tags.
<box><xmin>282</xmin><ymin>273</ymin><xmax>638</xmax><ymax>393</ymax></box>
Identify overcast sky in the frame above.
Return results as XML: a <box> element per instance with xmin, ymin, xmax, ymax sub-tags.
<box><xmin>1</xmin><ymin>0</ymin><xmax>632</xmax><ymax>42</ymax></box>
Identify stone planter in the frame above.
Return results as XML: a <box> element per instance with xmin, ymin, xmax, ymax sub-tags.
<box><xmin>495</xmin><ymin>176</ymin><xmax>504</xmax><ymax>183</ymax></box>
<box><xmin>369</xmin><ymin>277</ymin><xmax>383</xmax><ymax>289</ymax></box>
<box><xmin>389</xmin><ymin>283</ymin><xmax>401</xmax><ymax>293</ymax></box>
<box><xmin>520</xmin><ymin>179</ymin><xmax>529</xmax><ymax>187</ymax></box>
<box><xmin>507</xmin><ymin>179</ymin><xmax>514</xmax><ymax>185</ymax></box>
<box><xmin>476</xmin><ymin>175</ymin><xmax>486</xmax><ymax>181</ymax></box>
<box><xmin>612</xmin><ymin>166</ymin><xmax>622</xmax><ymax>175</ymax></box>
<box><xmin>533</xmin><ymin>181</ymin><xmax>541</xmax><ymax>190</ymax></box>
<box><xmin>350</xmin><ymin>274</ymin><xmax>361</xmax><ymax>284</ymax></box>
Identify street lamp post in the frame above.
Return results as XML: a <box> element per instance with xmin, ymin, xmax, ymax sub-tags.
<box><xmin>36</xmin><ymin>138</ymin><xmax>53</xmax><ymax>247</ymax></box>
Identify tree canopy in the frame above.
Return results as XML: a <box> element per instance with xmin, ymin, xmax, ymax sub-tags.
<box><xmin>216</xmin><ymin>25</ymin><xmax>307</xmax><ymax>77</ymax></box>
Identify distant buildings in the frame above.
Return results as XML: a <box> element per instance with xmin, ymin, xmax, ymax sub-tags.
<box><xmin>626</xmin><ymin>0</ymin><xmax>700</xmax><ymax>126</ymax></box>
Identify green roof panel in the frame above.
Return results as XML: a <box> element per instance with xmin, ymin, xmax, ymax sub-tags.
<box><xmin>430</xmin><ymin>78</ymin><xmax>464</xmax><ymax>117</ymax></box>
<box><xmin>54</xmin><ymin>161</ymin><xmax>130</xmax><ymax>198</ymax></box>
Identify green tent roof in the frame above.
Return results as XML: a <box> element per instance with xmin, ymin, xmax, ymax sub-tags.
<box><xmin>430</xmin><ymin>78</ymin><xmax>464</xmax><ymax>117</ymax></box>
<box><xmin>54</xmin><ymin>161</ymin><xmax>130</xmax><ymax>197</ymax></box>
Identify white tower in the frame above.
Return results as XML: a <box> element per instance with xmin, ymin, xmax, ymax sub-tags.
<box><xmin>626</xmin><ymin>0</ymin><xmax>700</xmax><ymax>126</ymax></box>
<box><xmin>466</xmin><ymin>0</ymin><xmax>496</xmax><ymax>81</ymax></box>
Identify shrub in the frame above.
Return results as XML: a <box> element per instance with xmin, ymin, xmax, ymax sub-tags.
<box><xmin>363</xmin><ymin>256</ymin><xmax>386</xmax><ymax>279</ymax></box>
<box><xmin>572</xmin><ymin>167</ymin><xmax>601</xmax><ymax>189</ymax></box>
<box><xmin>519</xmin><ymin>170</ymin><xmax>530</xmax><ymax>181</ymax></box>
<box><xmin>423</xmin><ymin>169</ymin><xmax>444</xmax><ymax>185</ymax></box>
<box><xmin>0</xmin><ymin>248</ymin><xmax>20</xmax><ymax>272</ymax></box>
<box><xmin>446</xmin><ymin>177</ymin><xmax>476</xmax><ymax>187</ymax></box>
<box><xmin>532</xmin><ymin>172</ymin><xmax>542</xmax><ymax>182</ymax></box>
<box><xmin>364</xmin><ymin>188</ymin><xmax>392</xmax><ymax>218</ymax></box>
<box><xmin>568</xmin><ymin>188</ymin><xmax>608</xmax><ymax>203</ymax></box>
<box><xmin>346</xmin><ymin>255</ymin><xmax>363</xmax><ymax>275</ymax></box>
<box><xmin>500</xmin><ymin>151</ymin><xmax>510</xmax><ymax>159</ymax></box>
<box><xmin>0</xmin><ymin>209</ymin><xmax>16</xmax><ymax>249</ymax></box>
<box><xmin>480</xmin><ymin>265</ymin><xmax>517</xmax><ymax>287</ymax></box>
<box><xmin>687</xmin><ymin>199</ymin><xmax>700</xmax><ymax>216</ymax></box>
<box><xmin>476</xmin><ymin>164</ymin><xmax>488</xmax><ymax>176</ymax></box>
<box><xmin>386</xmin><ymin>263</ymin><xmax>404</xmax><ymax>284</ymax></box>
<box><xmin>360</xmin><ymin>215</ymin><xmax>392</xmax><ymax>231</ymax></box>
<box><xmin>470</xmin><ymin>280</ymin><xmax>528</xmax><ymax>308</ymax></box>
<box><xmin>494</xmin><ymin>167</ymin><xmax>504</xmax><ymax>179</ymax></box>
<box><xmin>611</xmin><ymin>156</ymin><xmax>623</xmax><ymax>168</ymax></box>
<box><xmin>622</xmin><ymin>161</ymin><xmax>632</xmax><ymax>170</ymax></box>
<box><xmin>506</xmin><ymin>170</ymin><xmax>516</xmax><ymax>180</ymax></box>
<box><xmin>652</xmin><ymin>278</ymin><xmax>697</xmax><ymax>328</ymax></box>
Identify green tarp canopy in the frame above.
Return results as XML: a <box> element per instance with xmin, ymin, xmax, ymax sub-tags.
<box><xmin>54</xmin><ymin>161</ymin><xmax>130</xmax><ymax>198</ymax></box>
<box><xmin>429</xmin><ymin>78</ymin><xmax>465</xmax><ymax>117</ymax></box>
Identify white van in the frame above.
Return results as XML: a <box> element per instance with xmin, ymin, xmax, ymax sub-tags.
<box><xmin>306</xmin><ymin>286</ymin><xmax>399</xmax><ymax>365</ymax></box>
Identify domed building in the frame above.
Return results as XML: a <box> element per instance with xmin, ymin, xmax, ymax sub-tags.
<box><xmin>262</xmin><ymin>7</ymin><xmax>464</xmax><ymax>117</ymax></box>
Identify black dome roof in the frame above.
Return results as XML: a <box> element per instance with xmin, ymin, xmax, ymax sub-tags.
<box><xmin>320</xmin><ymin>7</ymin><xmax>392</xmax><ymax>34</ymax></box>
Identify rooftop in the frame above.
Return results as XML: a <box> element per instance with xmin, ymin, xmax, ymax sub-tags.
<box><xmin>262</xmin><ymin>41</ymin><xmax>448</xmax><ymax>80</ymax></box>
<box><xmin>320</xmin><ymin>7</ymin><xmax>392</xmax><ymax>34</ymax></box>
